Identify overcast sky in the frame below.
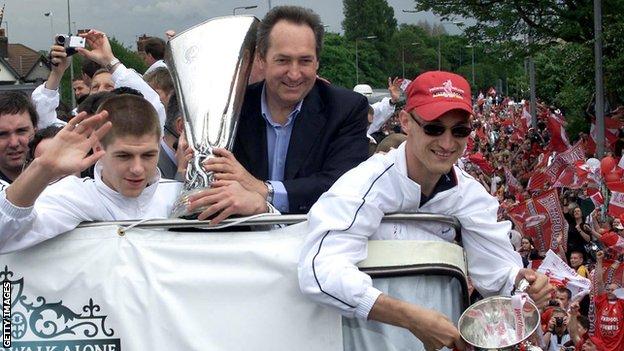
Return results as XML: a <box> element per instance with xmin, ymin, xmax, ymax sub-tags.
<box><xmin>2</xmin><ymin>0</ymin><xmax>460</xmax><ymax>52</ymax></box>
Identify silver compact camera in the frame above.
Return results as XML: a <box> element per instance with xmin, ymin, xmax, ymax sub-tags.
<box><xmin>54</xmin><ymin>34</ymin><xmax>86</xmax><ymax>56</ymax></box>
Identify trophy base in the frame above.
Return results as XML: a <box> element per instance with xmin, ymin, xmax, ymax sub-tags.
<box><xmin>171</xmin><ymin>187</ymin><xmax>211</xmax><ymax>219</ymax></box>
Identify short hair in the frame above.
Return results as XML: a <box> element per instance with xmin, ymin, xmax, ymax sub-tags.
<box><xmin>92</xmin><ymin>68</ymin><xmax>111</xmax><ymax>79</ymax></box>
<box><xmin>556</xmin><ymin>286</ymin><xmax>572</xmax><ymax>300</ymax></box>
<box><xmin>77</xmin><ymin>88</ymin><xmax>144</xmax><ymax>116</ymax></box>
<box><xmin>165</xmin><ymin>93</ymin><xmax>181</xmax><ymax>137</ymax></box>
<box><xmin>144</xmin><ymin>67</ymin><xmax>174</xmax><ymax>95</ymax></box>
<box><xmin>0</xmin><ymin>91</ymin><xmax>38</xmax><ymax>127</ymax></box>
<box><xmin>78</xmin><ymin>92</ymin><xmax>115</xmax><ymax>115</ymax></box>
<box><xmin>144</xmin><ymin>37</ymin><xmax>166</xmax><ymax>61</ymax></box>
<box><xmin>96</xmin><ymin>94</ymin><xmax>161</xmax><ymax>146</ymax></box>
<box><xmin>81</xmin><ymin>59</ymin><xmax>102</xmax><ymax>78</ymax></box>
<box><xmin>28</xmin><ymin>125</ymin><xmax>63</xmax><ymax>160</ymax></box>
<box><xmin>257</xmin><ymin>6</ymin><xmax>324</xmax><ymax>59</ymax></box>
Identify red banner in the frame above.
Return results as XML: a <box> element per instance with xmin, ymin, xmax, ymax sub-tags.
<box><xmin>546</xmin><ymin>112</ymin><xmax>571</xmax><ymax>152</ymax></box>
<box><xmin>507</xmin><ymin>189</ymin><xmax>569</xmax><ymax>255</ymax></box>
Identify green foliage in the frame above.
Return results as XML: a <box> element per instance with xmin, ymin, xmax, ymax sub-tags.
<box><xmin>342</xmin><ymin>0</ymin><xmax>397</xmax><ymax>42</ymax></box>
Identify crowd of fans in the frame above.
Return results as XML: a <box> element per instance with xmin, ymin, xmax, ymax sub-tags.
<box><xmin>368</xmin><ymin>87</ymin><xmax>624</xmax><ymax>350</ymax></box>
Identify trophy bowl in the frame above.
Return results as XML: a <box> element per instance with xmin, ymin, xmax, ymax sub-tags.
<box><xmin>457</xmin><ymin>296</ymin><xmax>540</xmax><ymax>351</ymax></box>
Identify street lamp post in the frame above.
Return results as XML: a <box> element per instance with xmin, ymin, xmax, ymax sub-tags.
<box><xmin>355</xmin><ymin>35</ymin><xmax>376</xmax><ymax>85</ymax></box>
<box><xmin>594</xmin><ymin>0</ymin><xmax>604</xmax><ymax>157</ymax></box>
<box><xmin>466</xmin><ymin>45</ymin><xmax>476</xmax><ymax>91</ymax></box>
<box><xmin>233</xmin><ymin>5</ymin><xmax>258</xmax><ymax>15</ymax></box>
<box><xmin>44</xmin><ymin>12</ymin><xmax>53</xmax><ymax>38</ymax></box>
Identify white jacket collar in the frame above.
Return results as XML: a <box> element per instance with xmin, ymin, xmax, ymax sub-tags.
<box><xmin>93</xmin><ymin>161</ymin><xmax>161</xmax><ymax>206</ymax></box>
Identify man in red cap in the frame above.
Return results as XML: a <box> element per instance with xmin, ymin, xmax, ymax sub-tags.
<box><xmin>299</xmin><ymin>71</ymin><xmax>553</xmax><ymax>351</ymax></box>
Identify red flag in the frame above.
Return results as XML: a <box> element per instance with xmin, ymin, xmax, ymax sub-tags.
<box><xmin>527</xmin><ymin>171</ymin><xmax>550</xmax><ymax>192</ymax></box>
<box><xmin>587</xmin><ymin>188</ymin><xmax>604</xmax><ymax>207</ymax></box>
<box><xmin>553</xmin><ymin>165</ymin><xmax>587</xmax><ymax>189</ymax></box>
<box><xmin>507</xmin><ymin>189</ymin><xmax>569</xmax><ymax>255</ymax></box>
<box><xmin>608</xmin><ymin>191</ymin><xmax>624</xmax><ymax>217</ymax></box>
<box><xmin>589</xmin><ymin>116</ymin><xmax>622</xmax><ymax>153</ymax></box>
<box><xmin>546</xmin><ymin>112</ymin><xmax>571</xmax><ymax>152</ymax></box>
<box><xmin>468</xmin><ymin>152</ymin><xmax>495</xmax><ymax>175</ymax></box>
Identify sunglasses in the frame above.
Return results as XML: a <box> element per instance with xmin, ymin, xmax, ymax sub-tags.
<box><xmin>409</xmin><ymin>113</ymin><xmax>472</xmax><ymax>138</ymax></box>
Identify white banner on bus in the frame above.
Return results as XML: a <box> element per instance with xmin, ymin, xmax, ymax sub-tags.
<box><xmin>0</xmin><ymin>222</ymin><xmax>342</xmax><ymax>351</ymax></box>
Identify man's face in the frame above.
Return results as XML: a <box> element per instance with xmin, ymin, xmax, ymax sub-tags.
<box><xmin>606</xmin><ymin>283</ymin><xmax>618</xmax><ymax>301</ymax></box>
<box><xmin>90</xmin><ymin>72</ymin><xmax>115</xmax><ymax>94</ymax></box>
<box><xmin>100</xmin><ymin>134</ymin><xmax>160</xmax><ymax>198</ymax></box>
<box><xmin>0</xmin><ymin>111</ymin><xmax>35</xmax><ymax>177</ymax></box>
<box><xmin>400</xmin><ymin>109</ymin><xmax>470</xmax><ymax>180</ymax></box>
<box><xmin>72</xmin><ymin>80</ymin><xmax>90</xmax><ymax>98</ymax></box>
<box><xmin>555</xmin><ymin>290</ymin><xmax>570</xmax><ymax>309</ymax></box>
<box><xmin>259</xmin><ymin>20</ymin><xmax>319</xmax><ymax>111</ymax></box>
<box><xmin>570</xmin><ymin>252</ymin><xmax>583</xmax><ymax>268</ymax></box>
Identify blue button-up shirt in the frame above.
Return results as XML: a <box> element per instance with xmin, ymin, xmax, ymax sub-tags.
<box><xmin>260</xmin><ymin>84</ymin><xmax>304</xmax><ymax>213</ymax></box>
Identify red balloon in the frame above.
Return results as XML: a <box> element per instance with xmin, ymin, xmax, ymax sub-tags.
<box><xmin>605</xmin><ymin>171</ymin><xmax>620</xmax><ymax>182</ymax></box>
<box><xmin>601</xmin><ymin>156</ymin><xmax>617</xmax><ymax>176</ymax></box>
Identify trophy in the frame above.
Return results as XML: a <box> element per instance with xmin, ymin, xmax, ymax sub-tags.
<box><xmin>167</xmin><ymin>16</ymin><xmax>259</xmax><ymax>218</ymax></box>
<box><xmin>457</xmin><ymin>280</ymin><xmax>542</xmax><ymax>350</ymax></box>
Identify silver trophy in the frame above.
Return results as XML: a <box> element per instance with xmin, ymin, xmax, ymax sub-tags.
<box><xmin>457</xmin><ymin>280</ymin><xmax>541</xmax><ymax>350</ymax></box>
<box><xmin>167</xmin><ymin>16</ymin><xmax>259</xmax><ymax>218</ymax></box>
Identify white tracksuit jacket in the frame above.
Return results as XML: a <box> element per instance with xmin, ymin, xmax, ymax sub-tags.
<box><xmin>298</xmin><ymin>142</ymin><xmax>523</xmax><ymax>320</ymax></box>
<box><xmin>0</xmin><ymin>162</ymin><xmax>181</xmax><ymax>254</ymax></box>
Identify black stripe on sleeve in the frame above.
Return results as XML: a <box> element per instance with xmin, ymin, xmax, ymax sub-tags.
<box><xmin>311</xmin><ymin>163</ymin><xmax>395</xmax><ymax>308</ymax></box>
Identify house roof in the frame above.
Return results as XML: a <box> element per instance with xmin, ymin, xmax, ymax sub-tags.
<box><xmin>7</xmin><ymin>43</ymin><xmax>46</xmax><ymax>77</ymax></box>
<box><xmin>0</xmin><ymin>56</ymin><xmax>20</xmax><ymax>81</ymax></box>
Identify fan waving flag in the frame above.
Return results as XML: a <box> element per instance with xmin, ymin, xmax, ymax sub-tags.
<box><xmin>546</xmin><ymin>112</ymin><xmax>571</xmax><ymax>152</ymax></box>
<box><xmin>507</xmin><ymin>189</ymin><xmax>569</xmax><ymax>255</ymax></box>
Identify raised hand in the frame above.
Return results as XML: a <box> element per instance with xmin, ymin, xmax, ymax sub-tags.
<box><xmin>388</xmin><ymin>76</ymin><xmax>402</xmax><ymax>104</ymax></box>
<box><xmin>38</xmin><ymin>111</ymin><xmax>111</xmax><ymax>179</ymax></box>
<box><xmin>77</xmin><ymin>29</ymin><xmax>115</xmax><ymax>67</ymax></box>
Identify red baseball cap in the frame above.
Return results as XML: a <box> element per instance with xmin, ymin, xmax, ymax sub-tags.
<box><xmin>404</xmin><ymin>71</ymin><xmax>473</xmax><ymax>121</ymax></box>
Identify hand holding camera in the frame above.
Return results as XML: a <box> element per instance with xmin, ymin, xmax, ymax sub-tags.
<box><xmin>54</xmin><ymin>34</ymin><xmax>85</xmax><ymax>56</ymax></box>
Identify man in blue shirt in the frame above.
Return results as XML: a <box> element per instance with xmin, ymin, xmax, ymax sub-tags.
<box><xmin>195</xmin><ymin>5</ymin><xmax>369</xmax><ymax>223</ymax></box>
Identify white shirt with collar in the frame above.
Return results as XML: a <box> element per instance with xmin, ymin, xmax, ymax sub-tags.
<box><xmin>0</xmin><ymin>162</ymin><xmax>182</xmax><ymax>254</ymax></box>
<box><xmin>143</xmin><ymin>59</ymin><xmax>168</xmax><ymax>76</ymax></box>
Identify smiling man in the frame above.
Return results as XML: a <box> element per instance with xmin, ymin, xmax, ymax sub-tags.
<box><xmin>0</xmin><ymin>94</ymin><xmax>181</xmax><ymax>253</ymax></box>
<box><xmin>197</xmin><ymin>6</ymin><xmax>369</xmax><ymax>222</ymax></box>
<box><xmin>298</xmin><ymin>71</ymin><xmax>553</xmax><ymax>351</ymax></box>
<box><xmin>0</xmin><ymin>92</ymin><xmax>38</xmax><ymax>185</ymax></box>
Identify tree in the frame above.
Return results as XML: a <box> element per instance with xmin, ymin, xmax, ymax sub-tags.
<box><xmin>342</xmin><ymin>0</ymin><xmax>397</xmax><ymax>42</ymax></box>
<box><xmin>413</xmin><ymin>0</ymin><xmax>624</xmax><ymax>51</ymax></box>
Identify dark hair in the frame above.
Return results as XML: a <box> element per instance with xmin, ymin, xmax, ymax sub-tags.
<box><xmin>257</xmin><ymin>5</ymin><xmax>324</xmax><ymax>59</ymax></box>
<box><xmin>0</xmin><ymin>91</ymin><xmax>38</xmax><ymax>127</ymax></box>
<box><xmin>78</xmin><ymin>92</ymin><xmax>115</xmax><ymax>115</ymax></box>
<box><xmin>556</xmin><ymin>286</ymin><xmax>572</xmax><ymax>300</ymax></box>
<box><xmin>111</xmin><ymin>87</ymin><xmax>143</xmax><ymax>97</ymax></box>
<box><xmin>28</xmin><ymin>125</ymin><xmax>63</xmax><ymax>160</ymax></box>
<box><xmin>165</xmin><ymin>93</ymin><xmax>181</xmax><ymax>137</ymax></box>
<box><xmin>144</xmin><ymin>37</ymin><xmax>166</xmax><ymax>61</ymax></box>
<box><xmin>96</xmin><ymin>94</ymin><xmax>161</xmax><ymax>146</ymax></box>
<box><xmin>81</xmin><ymin>59</ymin><xmax>102</xmax><ymax>79</ymax></box>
